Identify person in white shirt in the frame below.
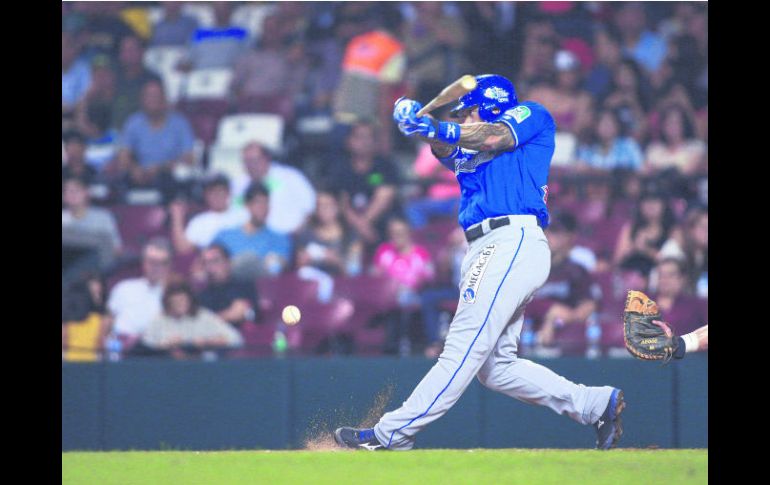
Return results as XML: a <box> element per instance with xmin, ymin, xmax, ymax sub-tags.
<box><xmin>107</xmin><ymin>238</ymin><xmax>172</xmax><ymax>346</ymax></box>
<box><xmin>169</xmin><ymin>174</ymin><xmax>249</xmax><ymax>255</ymax></box>
<box><xmin>232</xmin><ymin>141</ymin><xmax>316</xmax><ymax>235</ymax></box>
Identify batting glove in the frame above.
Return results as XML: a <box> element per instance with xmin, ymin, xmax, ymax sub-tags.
<box><xmin>393</xmin><ymin>97</ymin><xmax>422</xmax><ymax>125</ymax></box>
<box><xmin>399</xmin><ymin>115</ymin><xmax>461</xmax><ymax>144</ymax></box>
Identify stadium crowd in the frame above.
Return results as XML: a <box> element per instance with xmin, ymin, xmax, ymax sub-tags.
<box><xmin>62</xmin><ymin>1</ymin><xmax>707</xmax><ymax>361</ymax></box>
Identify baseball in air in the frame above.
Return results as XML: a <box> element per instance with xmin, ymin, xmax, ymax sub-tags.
<box><xmin>282</xmin><ymin>305</ymin><xmax>301</xmax><ymax>325</ymax></box>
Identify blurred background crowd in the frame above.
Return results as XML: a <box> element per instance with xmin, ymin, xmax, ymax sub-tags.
<box><xmin>61</xmin><ymin>1</ymin><xmax>707</xmax><ymax>362</ymax></box>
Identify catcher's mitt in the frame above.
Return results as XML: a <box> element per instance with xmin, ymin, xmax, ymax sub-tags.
<box><xmin>623</xmin><ymin>290</ymin><xmax>679</xmax><ymax>361</ymax></box>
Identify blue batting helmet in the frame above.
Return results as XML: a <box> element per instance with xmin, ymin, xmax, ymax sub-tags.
<box><xmin>450</xmin><ymin>74</ymin><xmax>518</xmax><ymax>123</ymax></box>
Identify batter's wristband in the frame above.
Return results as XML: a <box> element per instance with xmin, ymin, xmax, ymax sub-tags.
<box><xmin>434</xmin><ymin>120</ymin><xmax>461</xmax><ymax>144</ymax></box>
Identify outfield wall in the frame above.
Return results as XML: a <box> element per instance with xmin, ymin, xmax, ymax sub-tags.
<box><xmin>62</xmin><ymin>356</ymin><xmax>707</xmax><ymax>450</ymax></box>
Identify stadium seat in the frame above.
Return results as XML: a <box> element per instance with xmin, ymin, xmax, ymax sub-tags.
<box><xmin>143</xmin><ymin>46</ymin><xmax>188</xmax><ymax>77</ymax></box>
<box><xmin>551</xmin><ymin>322</ymin><xmax>587</xmax><ymax>355</ymax></box>
<box><xmin>183</xmin><ymin>69</ymin><xmax>233</xmax><ymax>100</ymax></box>
<box><xmin>214</xmin><ymin>113</ymin><xmax>284</xmax><ymax>153</ymax></box>
<box><xmin>207</xmin><ymin>145</ymin><xmax>245</xmax><ymax>181</ymax></box>
<box><xmin>230</xmin><ymin>320</ymin><xmax>277</xmax><ymax>358</ymax></box>
<box><xmin>333</xmin><ymin>275</ymin><xmax>403</xmax><ymax>354</ymax></box>
<box><xmin>256</xmin><ymin>274</ymin><xmax>320</xmax><ymax>319</ymax></box>
<box><xmin>179</xmin><ymin>99</ymin><xmax>230</xmax><ymax>145</ymax></box>
<box><xmin>294</xmin><ymin>298</ymin><xmax>356</xmax><ymax>353</ymax></box>
<box><xmin>160</xmin><ymin>70</ymin><xmax>187</xmax><ymax>106</ymax></box>
<box><xmin>111</xmin><ymin>205</ymin><xmax>168</xmax><ymax>255</ymax></box>
<box><xmin>231</xmin><ymin>3</ymin><xmax>275</xmax><ymax>41</ymax></box>
<box><xmin>334</xmin><ymin>275</ymin><xmax>401</xmax><ymax>315</ymax></box>
<box><xmin>551</xmin><ymin>132</ymin><xmax>577</xmax><ymax>167</ymax></box>
<box><xmin>600</xmin><ymin>321</ymin><xmax>627</xmax><ymax>350</ymax></box>
<box><xmin>593</xmin><ymin>271</ymin><xmax>615</xmax><ymax>303</ymax></box>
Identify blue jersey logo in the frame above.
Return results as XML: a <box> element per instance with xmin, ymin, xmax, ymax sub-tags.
<box><xmin>462</xmin><ymin>288</ymin><xmax>475</xmax><ymax>303</ymax></box>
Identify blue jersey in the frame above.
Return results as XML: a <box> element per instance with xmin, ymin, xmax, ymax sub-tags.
<box><xmin>443</xmin><ymin>101</ymin><xmax>555</xmax><ymax>230</ymax></box>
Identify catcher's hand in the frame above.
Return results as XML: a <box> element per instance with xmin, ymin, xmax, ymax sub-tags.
<box><xmin>623</xmin><ymin>290</ymin><xmax>680</xmax><ymax>362</ymax></box>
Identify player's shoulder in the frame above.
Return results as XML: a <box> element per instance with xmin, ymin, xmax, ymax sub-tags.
<box><xmin>501</xmin><ymin>101</ymin><xmax>553</xmax><ymax>123</ymax></box>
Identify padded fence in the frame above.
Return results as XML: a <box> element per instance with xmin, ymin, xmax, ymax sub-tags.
<box><xmin>62</xmin><ymin>355</ymin><xmax>707</xmax><ymax>451</ymax></box>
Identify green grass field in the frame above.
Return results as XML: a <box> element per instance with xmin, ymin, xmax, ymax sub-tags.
<box><xmin>63</xmin><ymin>449</ymin><xmax>707</xmax><ymax>485</ymax></box>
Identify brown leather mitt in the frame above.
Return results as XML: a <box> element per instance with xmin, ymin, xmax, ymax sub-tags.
<box><xmin>623</xmin><ymin>290</ymin><xmax>679</xmax><ymax>361</ymax></box>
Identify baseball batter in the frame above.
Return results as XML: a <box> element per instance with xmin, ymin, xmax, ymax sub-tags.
<box><xmin>334</xmin><ymin>74</ymin><xmax>625</xmax><ymax>451</ymax></box>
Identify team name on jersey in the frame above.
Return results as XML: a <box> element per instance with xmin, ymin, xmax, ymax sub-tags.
<box><xmin>454</xmin><ymin>149</ymin><xmax>496</xmax><ymax>174</ymax></box>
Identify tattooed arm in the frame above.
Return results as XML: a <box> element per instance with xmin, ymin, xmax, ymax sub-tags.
<box><xmin>455</xmin><ymin>122</ymin><xmax>515</xmax><ymax>151</ymax></box>
<box><xmin>416</xmin><ymin>122</ymin><xmax>515</xmax><ymax>153</ymax></box>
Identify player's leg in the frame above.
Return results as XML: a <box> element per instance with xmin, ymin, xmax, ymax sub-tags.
<box><xmin>476</xmin><ymin>314</ymin><xmax>614</xmax><ymax>426</ymax></box>
<box><xmin>372</xmin><ymin>223</ymin><xmax>550</xmax><ymax>450</ymax></box>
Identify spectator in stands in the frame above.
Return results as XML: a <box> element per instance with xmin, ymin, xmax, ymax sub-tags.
<box><xmin>183</xmin><ymin>2</ymin><xmax>248</xmax><ymax>70</ymax></box>
<box><xmin>62</xmin><ymin>273</ymin><xmax>112</xmax><ymax>362</ymax></box>
<box><xmin>659</xmin><ymin>206</ymin><xmax>708</xmax><ymax>298</ymax></box>
<box><xmin>107</xmin><ymin>237</ymin><xmax>173</xmax><ymax>349</ymax></box>
<box><xmin>62</xmin><ymin>176</ymin><xmax>123</xmax><ymax>285</ymax></box>
<box><xmin>196</xmin><ymin>244</ymin><xmax>260</xmax><ymax>327</ymax></box>
<box><xmin>150</xmin><ymin>2</ymin><xmax>199</xmax><ymax>47</ymax></box>
<box><xmin>115</xmin><ymin>79</ymin><xmax>195</xmax><ymax>198</ymax></box>
<box><xmin>232</xmin><ymin>141</ymin><xmax>316</xmax><ymax>235</ymax></box>
<box><xmin>142</xmin><ymin>281</ymin><xmax>243</xmax><ymax>359</ymax></box>
<box><xmin>459</xmin><ymin>2</ymin><xmax>521</xmax><ymax>82</ymax></box>
<box><xmin>613</xmin><ymin>2</ymin><xmax>668</xmax><ymax>74</ymax></box>
<box><xmin>528</xmin><ymin>50</ymin><xmax>594</xmax><ymax>138</ymax></box>
<box><xmin>230</xmin><ymin>13</ymin><xmax>307</xmax><ymax>120</ymax></box>
<box><xmin>170</xmin><ymin>174</ymin><xmax>248</xmax><ymax>255</ymax></box>
<box><xmin>604</xmin><ymin>58</ymin><xmax>651</xmax><ymax>142</ymax></box>
<box><xmin>643</xmin><ymin>105</ymin><xmax>707</xmax><ymax>176</ymax></box>
<box><xmin>613</xmin><ymin>186</ymin><xmax>676</xmax><ymax>265</ymax></box>
<box><xmin>584</xmin><ymin>25</ymin><xmax>624</xmax><ymax>104</ymax></box>
<box><xmin>516</xmin><ymin>18</ymin><xmax>559</xmax><ymax>95</ymax></box>
<box><xmin>331</xmin><ymin>5</ymin><xmax>405</xmax><ymax>154</ymax></box>
<box><xmin>295</xmin><ymin>190</ymin><xmax>364</xmax><ymax>301</ymax></box>
<box><xmin>532</xmin><ymin>211</ymin><xmax>600</xmax><ymax>346</ymax></box>
<box><xmin>73</xmin><ymin>55</ymin><xmax>120</xmax><ymax>172</ymax></box>
<box><xmin>575</xmin><ymin>108</ymin><xmax>644</xmax><ymax>171</ymax></box>
<box><xmin>76</xmin><ymin>1</ymin><xmax>136</xmax><ymax>59</ymax></box>
<box><xmin>652</xmin><ymin>258</ymin><xmax>708</xmax><ymax>335</ymax></box>
<box><xmin>213</xmin><ymin>183</ymin><xmax>293</xmax><ymax>280</ymax></box>
<box><xmin>670</xmin><ymin>5</ymin><xmax>708</xmax><ymax>110</ymax></box>
<box><xmin>404</xmin><ymin>122</ymin><xmax>461</xmax><ymax>228</ymax></box>
<box><xmin>372</xmin><ymin>217</ymin><xmax>435</xmax><ymax>355</ymax></box>
<box><xmin>328</xmin><ymin>120</ymin><xmax>401</xmax><ymax>245</ymax></box>
<box><xmin>113</xmin><ymin>35</ymin><xmax>162</xmax><ymax>129</ymax></box>
<box><xmin>62</xmin><ymin>31</ymin><xmax>92</xmax><ymax>122</ymax></box>
<box><xmin>402</xmin><ymin>2</ymin><xmax>471</xmax><ymax>105</ymax></box>
<box><xmin>420</xmin><ymin>226</ymin><xmax>467</xmax><ymax>358</ymax></box>
<box><xmin>62</xmin><ymin>131</ymin><xmax>97</xmax><ymax>185</ymax></box>
<box><xmin>613</xmin><ymin>253</ymin><xmax>656</xmax><ymax>300</ymax></box>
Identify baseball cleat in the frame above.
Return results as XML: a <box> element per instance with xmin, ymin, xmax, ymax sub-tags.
<box><xmin>333</xmin><ymin>427</ymin><xmax>386</xmax><ymax>451</ymax></box>
<box><xmin>594</xmin><ymin>388</ymin><xmax>626</xmax><ymax>450</ymax></box>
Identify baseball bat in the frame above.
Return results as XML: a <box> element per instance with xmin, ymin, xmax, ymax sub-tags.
<box><xmin>416</xmin><ymin>75</ymin><xmax>478</xmax><ymax>118</ymax></box>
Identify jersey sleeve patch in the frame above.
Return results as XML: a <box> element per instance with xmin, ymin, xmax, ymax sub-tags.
<box><xmin>510</xmin><ymin>105</ymin><xmax>531</xmax><ymax>123</ymax></box>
